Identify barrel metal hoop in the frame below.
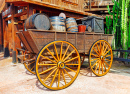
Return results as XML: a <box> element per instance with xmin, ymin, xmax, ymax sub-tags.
<box><xmin>66</xmin><ymin>21</ymin><xmax>76</xmax><ymax>24</ymax></box>
<box><xmin>32</xmin><ymin>13</ymin><xmax>40</xmax><ymax>25</ymax></box>
<box><xmin>50</xmin><ymin>16</ymin><xmax>64</xmax><ymax>20</ymax></box>
<box><xmin>66</xmin><ymin>18</ymin><xmax>75</xmax><ymax>21</ymax></box>
<box><xmin>67</xmin><ymin>25</ymin><xmax>78</xmax><ymax>29</ymax></box>
<box><xmin>50</xmin><ymin>20</ymin><xmax>65</xmax><ymax>22</ymax></box>
<box><xmin>52</xmin><ymin>24</ymin><xmax>65</xmax><ymax>26</ymax></box>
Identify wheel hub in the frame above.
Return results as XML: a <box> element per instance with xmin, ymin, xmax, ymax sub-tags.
<box><xmin>100</xmin><ymin>56</ymin><xmax>104</xmax><ymax>60</ymax></box>
<box><xmin>58</xmin><ymin>61</ymin><xmax>65</xmax><ymax>68</ymax></box>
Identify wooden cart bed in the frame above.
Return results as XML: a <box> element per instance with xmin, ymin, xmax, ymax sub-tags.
<box><xmin>17</xmin><ymin>29</ymin><xmax>113</xmax><ymax>54</ymax></box>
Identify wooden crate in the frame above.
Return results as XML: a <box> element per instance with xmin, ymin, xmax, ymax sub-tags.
<box><xmin>82</xmin><ymin>16</ymin><xmax>104</xmax><ymax>33</ymax></box>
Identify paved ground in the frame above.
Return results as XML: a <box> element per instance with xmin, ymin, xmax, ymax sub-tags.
<box><xmin>0</xmin><ymin>52</ymin><xmax>130</xmax><ymax>94</ymax></box>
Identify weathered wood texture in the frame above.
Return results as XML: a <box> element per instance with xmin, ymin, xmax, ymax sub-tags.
<box><xmin>84</xmin><ymin>0</ymin><xmax>113</xmax><ymax>12</ymax></box>
<box><xmin>16</xmin><ymin>32</ymin><xmax>33</xmax><ymax>52</ymax></box>
<box><xmin>17</xmin><ymin>29</ymin><xmax>113</xmax><ymax>54</ymax></box>
<box><xmin>0</xmin><ymin>0</ymin><xmax>5</xmax><ymax>13</ymax></box>
<box><xmin>6</xmin><ymin>0</ymin><xmax>84</xmax><ymax>12</ymax></box>
<box><xmin>86</xmin><ymin>0</ymin><xmax>114</xmax><ymax>6</ymax></box>
<box><xmin>5</xmin><ymin>0</ymin><xmax>102</xmax><ymax>17</ymax></box>
<box><xmin>0</xmin><ymin>14</ymin><xmax>3</xmax><ymax>47</ymax></box>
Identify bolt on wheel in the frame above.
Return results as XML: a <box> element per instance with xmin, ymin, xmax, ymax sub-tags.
<box><xmin>35</xmin><ymin>41</ymin><xmax>80</xmax><ymax>90</ymax></box>
<box><xmin>89</xmin><ymin>40</ymin><xmax>113</xmax><ymax>76</ymax></box>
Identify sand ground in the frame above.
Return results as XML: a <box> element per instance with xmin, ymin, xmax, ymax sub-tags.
<box><xmin>0</xmin><ymin>52</ymin><xmax>130</xmax><ymax>94</ymax></box>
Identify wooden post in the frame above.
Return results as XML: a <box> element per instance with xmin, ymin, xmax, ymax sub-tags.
<box><xmin>27</xmin><ymin>4</ymin><xmax>33</xmax><ymax>17</ymax></box>
<box><xmin>3</xmin><ymin>18</ymin><xmax>10</xmax><ymax>57</ymax></box>
<box><xmin>0</xmin><ymin>14</ymin><xmax>3</xmax><ymax>52</ymax></box>
<box><xmin>11</xmin><ymin>4</ymin><xmax>17</xmax><ymax>63</ymax></box>
<box><xmin>89</xmin><ymin>0</ymin><xmax>91</xmax><ymax>11</ymax></box>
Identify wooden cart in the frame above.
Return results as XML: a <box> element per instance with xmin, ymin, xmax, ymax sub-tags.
<box><xmin>17</xmin><ymin>29</ymin><xmax>113</xmax><ymax>90</ymax></box>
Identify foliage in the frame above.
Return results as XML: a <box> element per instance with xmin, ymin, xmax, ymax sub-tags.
<box><xmin>107</xmin><ymin>0</ymin><xmax>130</xmax><ymax>58</ymax></box>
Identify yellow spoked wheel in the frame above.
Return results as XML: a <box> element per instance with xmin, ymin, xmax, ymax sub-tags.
<box><xmin>36</xmin><ymin>41</ymin><xmax>80</xmax><ymax>90</ymax></box>
<box><xmin>24</xmin><ymin>60</ymin><xmax>36</xmax><ymax>74</ymax></box>
<box><xmin>89</xmin><ymin>40</ymin><xmax>113</xmax><ymax>76</ymax></box>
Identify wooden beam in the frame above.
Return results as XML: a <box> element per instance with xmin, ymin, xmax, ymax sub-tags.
<box><xmin>14</xmin><ymin>10</ymin><xmax>27</xmax><ymax>18</ymax></box>
<box><xmin>5</xmin><ymin>0</ymin><xmax>102</xmax><ymax>17</ymax></box>
<box><xmin>27</xmin><ymin>4</ymin><xmax>33</xmax><ymax>17</ymax></box>
<box><xmin>11</xmin><ymin>4</ymin><xmax>18</xmax><ymax>63</ymax></box>
<box><xmin>3</xmin><ymin>18</ymin><xmax>10</xmax><ymax>57</ymax></box>
<box><xmin>84</xmin><ymin>7</ymin><xmax>112</xmax><ymax>11</ymax></box>
<box><xmin>5</xmin><ymin>16</ymin><xmax>12</xmax><ymax>21</ymax></box>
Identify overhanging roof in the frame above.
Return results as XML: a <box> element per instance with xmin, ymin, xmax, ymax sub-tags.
<box><xmin>0</xmin><ymin>0</ymin><xmax>5</xmax><ymax>13</ymax></box>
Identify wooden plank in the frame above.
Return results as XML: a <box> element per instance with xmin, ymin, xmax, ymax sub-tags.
<box><xmin>14</xmin><ymin>10</ymin><xmax>27</xmax><ymax>18</ymax></box>
<box><xmin>16</xmin><ymin>32</ymin><xmax>33</xmax><ymax>52</ymax></box>
<box><xmin>0</xmin><ymin>14</ymin><xmax>3</xmax><ymax>50</ymax></box>
<box><xmin>22</xmin><ymin>31</ymin><xmax>39</xmax><ymax>54</ymax></box>
<box><xmin>84</xmin><ymin>7</ymin><xmax>112</xmax><ymax>11</ymax></box>
<box><xmin>27</xmin><ymin>4</ymin><xmax>33</xmax><ymax>17</ymax></box>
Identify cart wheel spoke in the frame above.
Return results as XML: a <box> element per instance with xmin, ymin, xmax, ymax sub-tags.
<box><xmin>91</xmin><ymin>60</ymin><xmax>99</xmax><ymax>68</ymax></box>
<box><xmin>63</xmin><ymin>50</ymin><xmax>75</xmax><ymax>62</ymax></box>
<box><xmin>96</xmin><ymin>43</ymin><xmax>100</xmax><ymax>53</ymax></box>
<box><xmin>91</xmin><ymin>54</ymin><xmax>99</xmax><ymax>58</ymax></box>
<box><xmin>50</xmin><ymin>69</ymin><xmax>59</xmax><ymax>87</ymax></box>
<box><xmin>64</xmin><ymin>56</ymin><xmax>79</xmax><ymax>63</ymax></box>
<box><xmin>27</xmin><ymin>61</ymin><xmax>35</xmax><ymax>66</ymax></box>
<box><xmin>60</xmin><ymin>42</ymin><xmax>63</xmax><ymax>60</ymax></box>
<box><xmin>92</xmin><ymin>48</ymin><xmax>99</xmax><ymax>56</ymax></box>
<box><xmin>41</xmin><ymin>55</ymin><xmax>57</xmax><ymax>63</ymax></box>
<box><xmin>61</xmin><ymin>69</ymin><xmax>66</xmax><ymax>85</ymax></box>
<box><xmin>58</xmin><ymin>69</ymin><xmax>60</xmax><ymax>87</ymax></box>
<box><xmin>24</xmin><ymin>57</ymin><xmax>36</xmax><ymax>74</ymax></box>
<box><xmin>89</xmin><ymin>40</ymin><xmax>113</xmax><ymax>76</ymax></box>
<box><xmin>36</xmin><ymin>41</ymin><xmax>80</xmax><ymax>90</ymax></box>
<box><xmin>38</xmin><ymin>64</ymin><xmax>57</xmax><ymax>66</ymax></box>
<box><xmin>62</xmin><ymin>45</ymin><xmax>70</xmax><ymax>60</ymax></box>
<box><xmin>54</xmin><ymin>43</ymin><xmax>59</xmax><ymax>61</ymax></box>
<box><xmin>94</xmin><ymin>61</ymin><xmax>99</xmax><ymax>72</ymax></box>
<box><xmin>30</xmin><ymin>65</ymin><xmax>35</xmax><ymax>71</ymax></box>
<box><xmin>103</xmin><ymin>45</ymin><xmax>108</xmax><ymax>54</ymax></box>
<box><xmin>104</xmin><ymin>49</ymin><xmax>111</xmax><ymax>56</ymax></box>
<box><xmin>101</xmin><ymin>62</ymin><xmax>104</xmax><ymax>74</ymax></box>
<box><xmin>44</xmin><ymin>68</ymin><xmax>57</xmax><ymax>82</ymax></box>
<box><xmin>104</xmin><ymin>60</ymin><xmax>110</xmax><ymax>67</ymax></box>
<box><xmin>102</xmin><ymin>42</ymin><xmax>105</xmax><ymax>53</ymax></box>
<box><xmin>102</xmin><ymin>61</ymin><xmax>106</xmax><ymax>71</ymax></box>
<box><xmin>65</xmin><ymin>66</ymin><xmax>77</xmax><ymax>73</ymax></box>
<box><xmin>98</xmin><ymin>61</ymin><xmax>101</xmax><ymax>74</ymax></box>
<box><xmin>105</xmin><ymin>55</ymin><xmax>111</xmax><ymax>57</ymax></box>
<box><xmin>39</xmin><ymin>66</ymin><xmax>56</xmax><ymax>75</ymax></box>
<box><xmin>63</xmin><ymin>69</ymin><xmax>73</xmax><ymax>79</ymax></box>
<box><xmin>46</xmin><ymin>47</ymin><xmax>58</xmax><ymax>62</ymax></box>
<box><xmin>65</xmin><ymin>64</ymin><xmax>79</xmax><ymax>66</ymax></box>
<box><xmin>91</xmin><ymin>58</ymin><xmax>99</xmax><ymax>62</ymax></box>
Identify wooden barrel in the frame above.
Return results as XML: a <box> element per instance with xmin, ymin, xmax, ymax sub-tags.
<box><xmin>50</xmin><ymin>16</ymin><xmax>66</xmax><ymax>32</ymax></box>
<box><xmin>25</xmin><ymin>13</ymin><xmax>50</xmax><ymax>30</ymax></box>
<box><xmin>66</xmin><ymin>18</ymin><xmax>78</xmax><ymax>32</ymax></box>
